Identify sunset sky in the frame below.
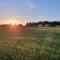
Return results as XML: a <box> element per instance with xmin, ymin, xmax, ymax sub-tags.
<box><xmin>0</xmin><ymin>0</ymin><xmax>60</xmax><ymax>24</ymax></box>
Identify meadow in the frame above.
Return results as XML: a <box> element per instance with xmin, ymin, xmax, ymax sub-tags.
<box><xmin>0</xmin><ymin>27</ymin><xmax>60</xmax><ymax>60</ymax></box>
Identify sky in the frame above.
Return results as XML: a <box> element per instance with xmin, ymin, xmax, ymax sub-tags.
<box><xmin>0</xmin><ymin>0</ymin><xmax>60</xmax><ymax>24</ymax></box>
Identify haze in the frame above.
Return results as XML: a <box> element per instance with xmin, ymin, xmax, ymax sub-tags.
<box><xmin>0</xmin><ymin>0</ymin><xmax>60</xmax><ymax>24</ymax></box>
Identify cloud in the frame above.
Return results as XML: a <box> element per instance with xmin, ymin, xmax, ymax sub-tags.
<box><xmin>26</xmin><ymin>0</ymin><xmax>36</xmax><ymax>9</ymax></box>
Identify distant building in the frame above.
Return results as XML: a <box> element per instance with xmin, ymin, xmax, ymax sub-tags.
<box><xmin>44</xmin><ymin>24</ymin><xmax>49</xmax><ymax>27</ymax></box>
<box><xmin>37</xmin><ymin>24</ymin><xmax>49</xmax><ymax>27</ymax></box>
<box><xmin>38</xmin><ymin>24</ymin><xmax>43</xmax><ymax>27</ymax></box>
<box><xmin>55</xmin><ymin>25</ymin><xmax>60</xmax><ymax>27</ymax></box>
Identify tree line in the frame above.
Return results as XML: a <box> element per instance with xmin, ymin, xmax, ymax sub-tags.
<box><xmin>26</xmin><ymin>21</ymin><xmax>60</xmax><ymax>27</ymax></box>
<box><xmin>0</xmin><ymin>21</ymin><xmax>60</xmax><ymax>28</ymax></box>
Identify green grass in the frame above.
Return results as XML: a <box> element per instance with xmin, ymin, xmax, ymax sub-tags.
<box><xmin>0</xmin><ymin>27</ymin><xmax>60</xmax><ymax>60</ymax></box>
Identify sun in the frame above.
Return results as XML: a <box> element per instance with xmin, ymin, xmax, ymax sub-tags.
<box><xmin>9</xmin><ymin>19</ymin><xmax>17</xmax><ymax>25</ymax></box>
<box><xmin>10</xmin><ymin>21</ymin><xmax>16</xmax><ymax>25</ymax></box>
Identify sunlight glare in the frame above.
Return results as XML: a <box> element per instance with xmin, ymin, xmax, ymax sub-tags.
<box><xmin>9</xmin><ymin>19</ymin><xmax>17</xmax><ymax>25</ymax></box>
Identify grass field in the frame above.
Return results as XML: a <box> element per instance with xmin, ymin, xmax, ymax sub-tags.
<box><xmin>0</xmin><ymin>27</ymin><xmax>60</xmax><ymax>60</ymax></box>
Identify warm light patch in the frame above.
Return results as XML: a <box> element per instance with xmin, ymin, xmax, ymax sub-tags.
<box><xmin>10</xmin><ymin>21</ymin><xmax>16</xmax><ymax>25</ymax></box>
<box><xmin>9</xmin><ymin>19</ymin><xmax>17</xmax><ymax>25</ymax></box>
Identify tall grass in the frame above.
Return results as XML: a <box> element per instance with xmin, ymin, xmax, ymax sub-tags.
<box><xmin>0</xmin><ymin>27</ymin><xmax>60</xmax><ymax>60</ymax></box>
